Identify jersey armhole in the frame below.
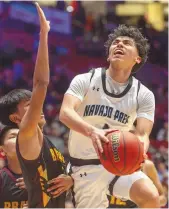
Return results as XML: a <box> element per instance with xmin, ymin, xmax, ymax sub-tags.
<box><xmin>89</xmin><ymin>68</ymin><xmax>96</xmax><ymax>83</ymax></box>
<box><xmin>136</xmin><ymin>81</ymin><xmax>141</xmax><ymax>110</ymax></box>
<box><xmin>83</xmin><ymin>68</ymin><xmax>96</xmax><ymax>98</ymax></box>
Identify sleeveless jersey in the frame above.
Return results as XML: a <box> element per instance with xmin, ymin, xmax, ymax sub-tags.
<box><xmin>66</xmin><ymin>68</ymin><xmax>155</xmax><ymax>159</ymax></box>
<box><xmin>16</xmin><ymin>135</ymin><xmax>66</xmax><ymax>208</ymax></box>
<box><xmin>0</xmin><ymin>167</ymin><xmax>28</xmax><ymax>208</ymax></box>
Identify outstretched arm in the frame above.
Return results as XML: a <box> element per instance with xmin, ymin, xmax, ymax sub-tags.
<box><xmin>19</xmin><ymin>3</ymin><xmax>50</xmax><ymax>137</ymax></box>
<box><xmin>18</xmin><ymin>3</ymin><xmax>50</xmax><ymax>160</ymax></box>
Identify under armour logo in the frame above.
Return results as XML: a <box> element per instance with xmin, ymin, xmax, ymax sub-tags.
<box><xmin>92</xmin><ymin>86</ymin><xmax>100</xmax><ymax>91</ymax></box>
<box><xmin>80</xmin><ymin>172</ymin><xmax>87</xmax><ymax>177</ymax></box>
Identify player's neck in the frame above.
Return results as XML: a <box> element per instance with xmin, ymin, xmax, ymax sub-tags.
<box><xmin>7</xmin><ymin>156</ymin><xmax>22</xmax><ymax>174</ymax></box>
<box><xmin>107</xmin><ymin>65</ymin><xmax>131</xmax><ymax>83</ymax></box>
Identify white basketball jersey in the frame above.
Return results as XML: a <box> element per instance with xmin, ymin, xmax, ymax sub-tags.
<box><xmin>66</xmin><ymin>68</ymin><xmax>155</xmax><ymax>159</ymax></box>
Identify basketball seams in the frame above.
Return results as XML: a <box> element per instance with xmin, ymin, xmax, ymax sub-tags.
<box><xmin>100</xmin><ymin>131</ymin><xmax>144</xmax><ymax>176</ymax></box>
<box><xmin>123</xmin><ymin>136</ymin><xmax>141</xmax><ymax>174</ymax></box>
<box><xmin>120</xmin><ymin>131</ymin><xmax>126</xmax><ymax>173</ymax></box>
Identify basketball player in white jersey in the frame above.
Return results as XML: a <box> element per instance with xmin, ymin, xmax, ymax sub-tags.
<box><xmin>59</xmin><ymin>25</ymin><xmax>160</xmax><ymax>208</ymax></box>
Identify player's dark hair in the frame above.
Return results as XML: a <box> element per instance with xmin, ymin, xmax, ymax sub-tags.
<box><xmin>104</xmin><ymin>24</ymin><xmax>150</xmax><ymax>73</ymax></box>
<box><xmin>0</xmin><ymin>126</ymin><xmax>17</xmax><ymax>146</ymax></box>
<box><xmin>0</xmin><ymin>89</ymin><xmax>32</xmax><ymax>126</ymax></box>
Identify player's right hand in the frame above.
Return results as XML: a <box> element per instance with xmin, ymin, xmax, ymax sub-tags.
<box><xmin>35</xmin><ymin>2</ymin><xmax>50</xmax><ymax>33</ymax></box>
<box><xmin>90</xmin><ymin>128</ymin><xmax>113</xmax><ymax>154</ymax></box>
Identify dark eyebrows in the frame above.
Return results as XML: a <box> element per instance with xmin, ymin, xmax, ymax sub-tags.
<box><xmin>113</xmin><ymin>38</ymin><xmax>135</xmax><ymax>44</ymax></box>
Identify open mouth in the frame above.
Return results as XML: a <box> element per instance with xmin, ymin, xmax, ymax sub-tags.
<box><xmin>114</xmin><ymin>49</ymin><xmax>124</xmax><ymax>55</ymax></box>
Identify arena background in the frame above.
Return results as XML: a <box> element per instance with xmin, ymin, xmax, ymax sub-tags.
<box><xmin>0</xmin><ymin>0</ymin><xmax>168</xmax><ymax>208</ymax></box>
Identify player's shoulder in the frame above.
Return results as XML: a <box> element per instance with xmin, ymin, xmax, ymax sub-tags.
<box><xmin>73</xmin><ymin>67</ymin><xmax>102</xmax><ymax>81</ymax></box>
<box><xmin>132</xmin><ymin>77</ymin><xmax>154</xmax><ymax>96</ymax></box>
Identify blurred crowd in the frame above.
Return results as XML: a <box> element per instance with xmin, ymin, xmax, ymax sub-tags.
<box><xmin>53</xmin><ymin>1</ymin><xmax>168</xmax><ymax>68</ymax></box>
<box><xmin>0</xmin><ymin>1</ymin><xmax>168</xmax><ymax>206</ymax></box>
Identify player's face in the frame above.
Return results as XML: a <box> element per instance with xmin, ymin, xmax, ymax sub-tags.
<box><xmin>12</xmin><ymin>100</ymin><xmax>46</xmax><ymax>127</ymax></box>
<box><xmin>2</xmin><ymin>129</ymin><xmax>19</xmax><ymax>158</ymax></box>
<box><xmin>108</xmin><ymin>36</ymin><xmax>141</xmax><ymax>70</ymax></box>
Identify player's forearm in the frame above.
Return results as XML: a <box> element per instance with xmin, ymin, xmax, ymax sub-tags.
<box><xmin>33</xmin><ymin>32</ymin><xmax>49</xmax><ymax>86</ymax></box>
<box><xmin>59</xmin><ymin>108</ymin><xmax>94</xmax><ymax>137</ymax></box>
<box><xmin>138</xmin><ymin>134</ymin><xmax>149</xmax><ymax>153</ymax></box>
<box><xmin>132</xmin><ymin>131</ymin><xmax>150</xmax><ymax>153</ymax></box>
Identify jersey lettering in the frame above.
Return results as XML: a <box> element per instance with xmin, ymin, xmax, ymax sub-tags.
<box><xmin>83</xmin><ymin>105</ymin><xmax>129</xmax><ymax>124</ymax></box>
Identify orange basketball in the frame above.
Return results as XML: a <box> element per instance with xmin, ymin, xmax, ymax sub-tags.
<box><xmin>99</xmin><ymin>130</ymin><xmax>144</xmax><ymax>175</ymax></box>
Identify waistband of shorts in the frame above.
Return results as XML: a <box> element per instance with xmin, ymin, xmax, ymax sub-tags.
<box><xmin>69</xmin><ymin>157</ymin><xmax>101</xmax><ymax>166</ymax></box>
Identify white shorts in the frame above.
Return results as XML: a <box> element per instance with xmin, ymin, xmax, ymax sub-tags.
<box><xmin>71</xmin><ymin>164</ymin><xmax>148</xmax><ymax>208</ymax></box>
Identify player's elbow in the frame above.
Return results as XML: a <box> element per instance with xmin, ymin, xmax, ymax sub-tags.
<box><xmin>59</xmin><ymin>108</ymin><xmax>69</xmax><ymax>125</ymax></box>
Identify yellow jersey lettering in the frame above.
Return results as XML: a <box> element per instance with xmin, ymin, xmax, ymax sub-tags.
<box><xmin>12</xmin><ymin>202</ymin><xmax>19</xmax><ymax>208</ymax></box>
<box><xmin>38</xmin><ymin>165</ymin><xmax>50</xmax><ymax>207</ymax></box>
<box><xmin>110</xmin><ymin>196</ymin><xmax>127</xmax><ymax>206</ymax></box>
<box><xmin>20</xmin><ymin>201</ymin><xmax>28</xmax><ymax>208</ymax></box>
<box><xmin>4</xmin><ymin>202</ymin><xmax>11</xmax><ymax>208</ymax></box>
<box><xmin>110</xmin><ymin>196</ymin><xmax>115</xmax><ymax>204</ymax></box>
<box><xmin>50</xmin><ymin>148</ymin><xmax>57</xmax><ymax>161</ymax></box>
<box><xmin>116</xmin><ymin>198</ymin><xmax>126</xmax><ymax>205</ymax></box>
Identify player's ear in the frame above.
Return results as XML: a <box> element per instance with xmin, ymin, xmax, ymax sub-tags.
<box><xmin>135</xmin><ymin>56</ymin><xmax>141</xmax><ymax>64</ymax></box>
<box><xmin>9</xmin><ymin>113</ymin><xmax>21</xmax><ymax>125</ymax></box>
<box><xmin>0</xmin><ymin>147</ymin><xmax>6</xmax><ymax>156</ymax></box>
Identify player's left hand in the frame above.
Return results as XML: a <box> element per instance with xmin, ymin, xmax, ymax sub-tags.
<box><xmin>16</xmin><ymin>177</ymin><xmax>26</xmax><ymax>190</ymax></box>
<box><xmin>35</xmin><ymin>2</ymin><xmax>50</xmax><ymax>34</ymax></box>
<box><xmin>47</xmin><ymin>174</ymin><xmax>73</xmax><ymax>198</ymax></box>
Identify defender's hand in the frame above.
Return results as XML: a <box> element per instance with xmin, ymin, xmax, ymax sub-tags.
<box><xmin>16</xmin><ymin>177</ymin><xmax>26</xmax><ymax>190</ymax></box>
<box><xmin>35</xmin><ymin>2</ymin><xmax>50</xmax><ymax>33</ymax></box>
<box><xmin>47</xmin><ymin>174</ymin><xmax>73</xmax><ymax>198</ymax></box>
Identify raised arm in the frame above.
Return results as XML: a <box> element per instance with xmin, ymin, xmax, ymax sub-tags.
<box><xmin>19</xmin><ymin>3</ymin><xmax>50</xmax><ymax>137</ymax></box>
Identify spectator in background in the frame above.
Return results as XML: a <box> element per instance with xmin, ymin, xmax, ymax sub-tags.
<box><xmin>157</xmin><ymin>121</ymin><xmax>168</xmax><ymax>141</ymax></box>
<box><xmin>2</xmin><ymin>68</ymin><xmax>14</xmax><ymax>94</ymax></box>
<box><xmin>55</xmin><ymin>0</ymin><xmax>66</xmax><ymax>11</ymax></box>
<box><xmin>46</xmin><ymin>120</ymin><xmax>65</xmax><ymax>154</ymax></box>
<box><xmin>13</xmin><ymin>59</ymin><xmax>24</xmax><ymax>82</ymax></box>
<box><xmin>155</xmin><ymin>85</ymin><xmax>166</xmax><ymax>104</ymax></box>
<box><xmin>156</xmin><ymin>161</ymin><xmax>168</xmax><ymax>183</ymax></box>
<box><xmin>85</xmin><ymin>12</ymin><xmax>95</xmax><ymax>39</ymax></box>
<box><xmin>0</xmin><ymin>72</ymin><xmax>4</xmax><ymax>89</ymax></box>
<box><xmin>72</xmin><ymin>1</ymin><xmax>86</xmax><ymax>37</ymax></box>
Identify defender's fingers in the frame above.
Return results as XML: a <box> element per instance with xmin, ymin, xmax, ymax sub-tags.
<box><xmin>35</xmin><ymin>2</ymin><xmax>46</xmax><ymax>20</ymax></box>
